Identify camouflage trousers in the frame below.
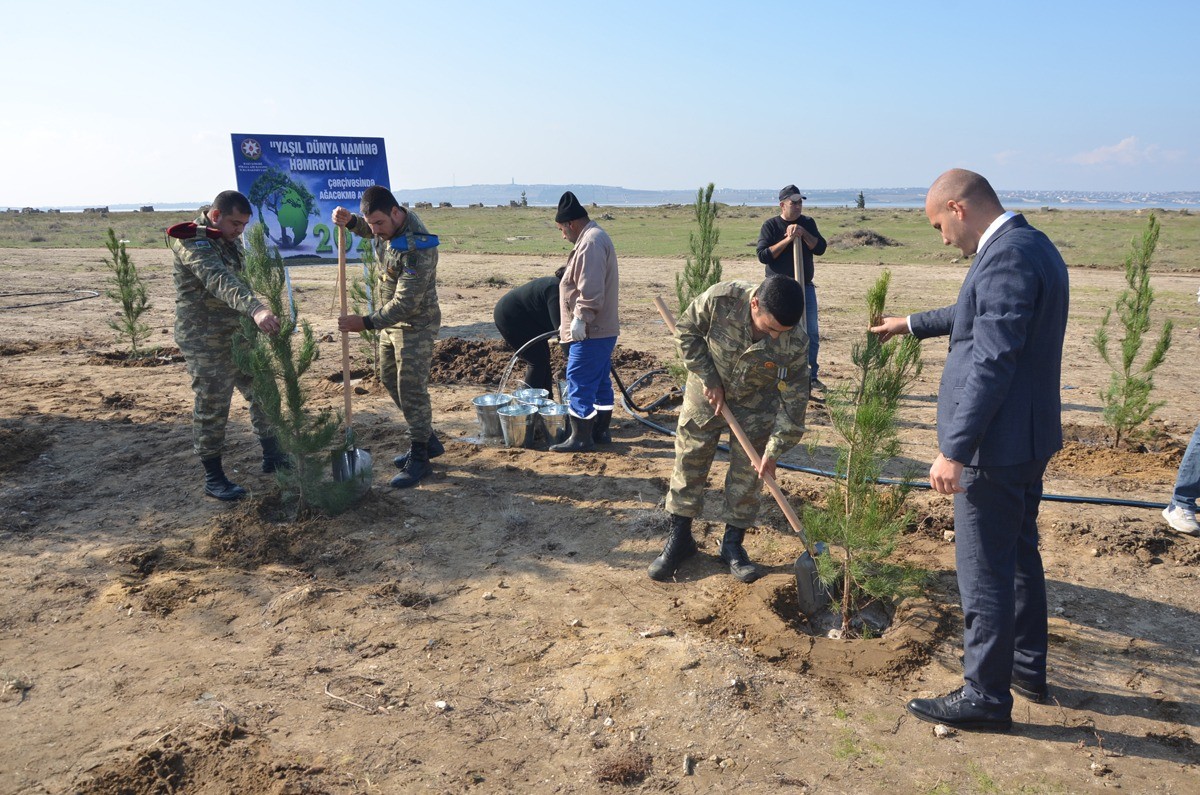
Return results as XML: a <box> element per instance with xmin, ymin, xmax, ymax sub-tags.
<box><xmin>180</xmin><ymin>335</ymin><xmax>272</xmax><ymax>460</ymax></box>
<box><xmin>665</xmin><ymin>402</ymin><xmax>774</xmax><ymax>529</ymax></box>
<box><xmin>380</xmin><ymin>322</ymin><xmax>439</xmax><ymax>444</ymax></box>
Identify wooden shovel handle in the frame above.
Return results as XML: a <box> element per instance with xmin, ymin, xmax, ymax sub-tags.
<box><xmin>338</xmin><ymin>226</ymin><xmax>353</xmax><ymax>430</ymax></box>
<box><xmin>654</xmin><ymin>296</ymin><xmax>816</xmax><ymax>557</ymax></box>
<box><xmin>793</xmin><ymin>230</ymin><xmax>802</xmax><ymax>283</ymax></box>
<box><xmin>793</xmin><ymin>231</ymin><xmax>808</xmax><ymax>332</ymax></box>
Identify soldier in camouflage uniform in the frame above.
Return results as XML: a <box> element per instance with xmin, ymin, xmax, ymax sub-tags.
<box><xmin>650</xmin><ymin>275</ymin><xmax>810</xmax><ymax>583</ymax></box>
<box><xmin>334</xmin><ymin>186</ymin><xmax>441</xmax><ymax>488</ymax></box>
<box><xmin>170</xmin><ymin>190</ymin><xmax>285</xmax><ymax>501</ymax></box>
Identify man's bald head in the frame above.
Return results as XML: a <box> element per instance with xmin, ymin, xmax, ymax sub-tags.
<box><xmin>924</xmin><ymin>169</ymin><xmax>1006</xmax><ymax>257</ymax></box>
<box><xmin>927</xmin><ymin>169</ymin><xmax>1003</xmax><ymax>216</ymax></box>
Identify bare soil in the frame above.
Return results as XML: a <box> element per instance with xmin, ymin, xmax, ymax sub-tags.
<box><xmin>1</xmin><ymin>248</ymin><xmax>1198</xmax><ymax>794</ymax></box>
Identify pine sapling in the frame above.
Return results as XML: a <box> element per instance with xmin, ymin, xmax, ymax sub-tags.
<box><xmin>349</xmin><ymin>242</ymin><xmax>383</xmax><ymax>381</ymax></box>
<box><xmin>803</xmin><ymin>271</ymin><xmax>926</xmax><ymax>636</ymax></box>
<box><xmin>234</xmin><ymin>225</ymin><xmax>360</xmax><ymax>517</ymax></box>
<box><xmin>674</xmin><ymin>183</ymin><xmax>722</xmax><ymax>313</ymax></box>
<box><xmin>1091</xmin><ymin>213</ymin><xmax>1173</xmax><ymax>447</ymax></box>
<box><xmin>103</xmin><ymin>228</ymin><xmax>152</xmax><ymax>357</ymax></box>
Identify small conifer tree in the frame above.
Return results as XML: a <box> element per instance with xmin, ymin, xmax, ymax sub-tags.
<box><xmin>674</xmin><ymin>183</ymin><xmax>722</xmax><ymax>313</ymax></box>
<box><xmin>234</xmin><ymin>225</ymin><xmax>359</xmax><ymax>516</ymax></box>
<box><xmin>103</xmin><ymin>228</ymin><xmax>152</xmax><ymax>357</ymax></box>
<box><xmin>803</xmin><ymin>271</ymin><xmax>926</xmax><ymax>636</ymax></box>
<box><xmin>1092</xmin><ymin>213</ymin><xmax>1173</xmax><ymax>447</ymax></box>
<box><xmin>856</xmin><ymin>191</ymin><xmax>866</xmax><ymax>210</ymax></box>
<box><xmin>348</xmin><ymin>239</ymin><xmax>383</xmax><ymax>380</ymax></box>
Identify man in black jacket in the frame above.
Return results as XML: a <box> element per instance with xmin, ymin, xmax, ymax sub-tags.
<box><xmin>493</xmin><ymin>270</ymin><xmax>563</xmax><ymax>395</ymax></box>
<box><xmin>756</xmin><ymin>185</ymin><xmax>827</xmax><ymax>390</ymax></box>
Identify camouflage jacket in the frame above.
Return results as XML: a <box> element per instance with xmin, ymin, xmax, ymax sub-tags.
<box><xmin>347</xmin><ymin>208</ymin><xmax>440</xmax><ymax>331</ymax></box>
<box><xmin>171</xmin><ymin>211</ymin><xmax>263</xmax><ymax>345</ymax></box>
<box><xmin>676</xmin><ymin>281</ymin><xmax>809</xmax><ymax>461</ymax></box>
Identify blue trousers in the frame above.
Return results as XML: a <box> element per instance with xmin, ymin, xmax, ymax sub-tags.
<box><xmin>955</xmin><ymin>457</ymin><xmax>1050</xmax><ymax>708</ymax></box>
<box><xmin>563</xmin><ymin>337</ymin><xmax>616</xmax><ymax>419</ymax></box>
<box><xmin>1171</xmin><ymin>421</ymin><xmax>1200</xmax><ymax>511</ymax></box>
<box><xmin>805</xmin><ymin>281</ymin><xmax>820</xmax><ymax>380</ymax></box>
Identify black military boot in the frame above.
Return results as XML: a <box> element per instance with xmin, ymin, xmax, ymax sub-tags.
<box><xmin>261</xmin><ymin>436</ymin><xmax>291</xmax><ymax>473</ymax></box>
<box><xmin>719</xmin><ymin>525</ymin><xmax>764</xmax><ymax>583</ymax></box>
<box><xmin>592</xmin><ymin>410</ymin><xmax>613</xmax><ymax>444</ymax></box>
<box><xmin>648</xmin><ymin>514</ymin><xmax>698</xmax><ymax>581</ymax></box>
<box><xmin>393</xmin><ymin>432</ymin><xmax>445</xmax><ymax>469</ymax></box>
<box><xmin>549</xmin><ymin>414</ymin><xmax>595</xmax><ymax>453</ymax></box>
<box><xmin>390</xmin><ymin>441</ymin><xmax>432</xmax><ymax>489</ymax></box>
<box><xmin>202</xmin><ymin>456</ymin><xmax>246</xmax><ymax>501</ymax></box>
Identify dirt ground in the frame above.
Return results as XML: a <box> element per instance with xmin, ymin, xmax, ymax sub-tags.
<box><xmin>1</xmin><ymin>246</ymin><xmax>1198</xmax><ymax>794</ymax></box>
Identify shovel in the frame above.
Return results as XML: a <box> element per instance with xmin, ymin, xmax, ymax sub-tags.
<box><xmin>332</xmin><ymin>226</ymin><xmax>373</xmax><ymax>490</ymax></box>
<box><xmin>654</xmin><ymin>297</ymin><xmax>829</xmax><ymax>618</ymax></box>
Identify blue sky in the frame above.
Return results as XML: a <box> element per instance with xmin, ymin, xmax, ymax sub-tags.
<box><xmin>1</xmin><ymin>1</ymin><xmax>1196</xmax><ymax>206</ymax></box>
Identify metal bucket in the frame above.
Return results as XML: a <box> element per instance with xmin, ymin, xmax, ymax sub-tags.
<box><xmin>498</xmin><ymin>403</ymin><xmax>539</xmax><ymax>448</ymax></box>
<box><xmin>538</xmin><ymin>403</ymin><xmax>570</xmax><ymax>445</ymax></box>
<box><xmin>472</xmin><ymin>393</ymin><xmax>511</xmax><ymax>439</ymax></box>
<box><xmin>513</xmin><ymin>387</ymin><xmax>550</xmax><ymax>404</ymax></box>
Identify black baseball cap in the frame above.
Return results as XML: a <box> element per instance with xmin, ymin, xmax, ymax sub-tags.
<box><xmin>778</xmin><ymin>185</ymin><xmax>806</xmax><ymax>202</ymax></box>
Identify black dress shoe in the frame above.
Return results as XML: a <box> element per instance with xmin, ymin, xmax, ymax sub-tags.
<box><xmin>906</xmin><ymin>687</ymin><xmax>1012</xmax><ymax>731</ymax></box>
<box><xmin>1011</xmin><ymin>677</ymin><xmax>1048</xmax><ymax>704</ymax></box>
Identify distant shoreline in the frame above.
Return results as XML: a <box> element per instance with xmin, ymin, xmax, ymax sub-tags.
<box><xmin>5</xmin><ymin>184</ymin><xmax>1198</xmax><ymax>214</ymax></box>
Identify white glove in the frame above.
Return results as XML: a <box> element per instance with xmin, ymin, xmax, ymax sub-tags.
<box><xmin>570</xmin><ymin>316</ymin><xmax>587</xmax><ymax>341</ymax></box>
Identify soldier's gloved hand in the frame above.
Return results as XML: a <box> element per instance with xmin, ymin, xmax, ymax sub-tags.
<box><xmin>253</xmin><ymin>306</ymin><xmax>281</xmax><ymax>336</ymax></box>
<box><xmin>570</xmin><ymin>316</ymin><xmax>587</xmax><ymax>341</ymax></box>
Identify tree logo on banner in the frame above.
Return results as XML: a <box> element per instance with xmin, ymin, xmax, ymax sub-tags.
<box><xmin>248</xmin><ymin>168</ymin><xmax>319</xmax><ymax>249</ymax></box>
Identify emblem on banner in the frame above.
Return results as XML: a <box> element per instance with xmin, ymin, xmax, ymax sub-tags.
<box><xmin>240</xmin><ymin>139</ymin><xmax>262</xmax><ymax>160</ymax></box>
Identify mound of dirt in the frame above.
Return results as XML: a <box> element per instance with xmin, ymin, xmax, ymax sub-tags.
<box><xmin>73</xmin><ymin>721</ymin><xmax>324</xmax><ymax>795</ymax></box>
<box><xmin>683</xmin><ymin>574</ymin><xmax>946</xmax><ymax>679</ymax></box>
<box><xmin>85</xmin><ymin>346</ymin><xmax>184</xmax><ymax>367</ymax></box>
<box><xmin>430</xmin><ymin>337</ymin><xmax>518</xmax><ymax>385</ymax></box>
<box><xmin>829</xmin><ymin>229</ymin><xmax>900</xmax><ymax>248</ymax></box>
<box><xmin>200</xmin><ymin>497</ymin><xmax>348</xmax><ymax>570</ymax></box>
<box><xmin>427</xmin><ymin>336</ymin><xmax>664</xmax><ymax>388</ymax></box>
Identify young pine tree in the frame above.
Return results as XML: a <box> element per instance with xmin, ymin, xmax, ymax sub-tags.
<box><xmin>674</xmin><ymin>183</ymin><xmax>722</xmax><ymax>313</ymax></box>
<box><xmin>234</xmin><ymin>225</ymin><xmax>360</xmax><ymax>517</ymax></box>
<box><xmin>803</xmin><ymin>271</ymin><xmax>926</xmax><ymax>636</ymax></box>
<box><xmin>103</xmin><ymin>228</ymin><xmax>152</xmax><ymax>357</ymax></box>
<box><xmin>348</xmin><ymin>240</ymin><xmax>383</xmax><ymax>381</ymax></box>
<box><xmin>1092</xmin><ymin>213</ymin><xmax>1173</xmax><ymax>447</ymax></box>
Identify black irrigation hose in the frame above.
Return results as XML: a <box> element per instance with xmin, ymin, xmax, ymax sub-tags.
<box><xmin>0</xmin><ymin>289</ymin><xmax>100</xmax><ymax>310</ymax></box>
<box><xmin>617</xmin><ymin>370</ymin><xmax>1170</xmax><ymax>511</ymax></box>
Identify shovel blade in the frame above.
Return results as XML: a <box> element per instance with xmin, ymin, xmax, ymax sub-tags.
<box><xmin>332</xmin><ymin>447</ymin><xmax>373</xmax><ymax>494</ymax></box>
<box><xmin>794</xmin><ymin>545</ymin><xmax>831</xmax><ymax>620</ymax></box>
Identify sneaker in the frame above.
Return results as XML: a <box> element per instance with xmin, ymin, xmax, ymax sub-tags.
<box><xmin>1162</xmin><ymin>504</ymin><xmax>1200</xmax><ymax>536</ymax></box>
<box><xmin>810</xmin><ymin>378</ymin><xmax>827</xmax><ymax>392</ymax></box>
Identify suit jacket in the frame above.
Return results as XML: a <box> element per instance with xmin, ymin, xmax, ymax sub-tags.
<box><xmin>909</xmin><ymin>214</ymin><xmax>1069</xmax><ymax>467</ymax></box>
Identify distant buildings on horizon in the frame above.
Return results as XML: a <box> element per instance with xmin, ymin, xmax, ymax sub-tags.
<box><xmin>7</xmin><ymin>184</ymin><xmax>1199</xmax><ymax>213</ymax></box>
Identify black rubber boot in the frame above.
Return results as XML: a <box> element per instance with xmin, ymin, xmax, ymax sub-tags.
<box><xmin>549</xmin><ymin>414</ymin><xmax>595</xmax><ymax>453</ymax></box>
<box><xmin>648</xmin><ymin>514</ymin><xmax>698</xmax><ymax>581</ymax></box>
<box><xmin>261</xmin><ymin>436</ymin><xmax>291</xmax><ymax>473</ymax></box>
<box><xmin>393</xmin><ymin>432</ymin><xmax>445</xmax><ymax>469</ymax></box>
<box><xmin>719</xmin><ymin>525</ymin><xmax>763</xmax><ymax>583</ymax></box>
<box><xmin>390</xmin><ymin>441</ymin><xmax>432</xmax><ymax>489</ymax></box>
<box><xmin>202</xmin><ymin>456</ymin><xmax>246</xmax><ymax>501</ymax></box>
<box><xmin>592</xmin><ymin>410</ymin><xmax>613</xmax><ymax>444</ymax></box>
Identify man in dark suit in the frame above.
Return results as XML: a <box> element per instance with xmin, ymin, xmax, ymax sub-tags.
<box><xmin>871</xmin><ymin>169</ymin><xmax>1069</xmax><ymax>731</ymax></box>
